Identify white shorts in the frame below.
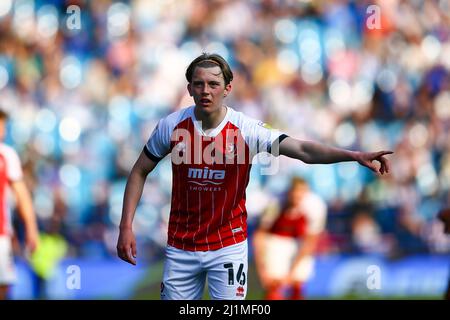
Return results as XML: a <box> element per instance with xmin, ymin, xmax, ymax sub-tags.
<box><xmin>0</xmin><ymin>235</ymin><xmax>17</xmax><ymax>285</ymax></box>
<box><xmin>161</xmin><ymin>240</ymin><xmax>248</xmax><ymax>300</ymax></box>
<box><xmin>264</xmin><ymin>234</ymin><xmax>314</xmax><ymax>282</ymax></box>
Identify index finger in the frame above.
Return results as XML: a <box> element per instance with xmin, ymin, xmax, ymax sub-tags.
<box><xmin>376</xmin><ymin>150</ymin><xmax>394</xmax><ymax>157</ymax></box>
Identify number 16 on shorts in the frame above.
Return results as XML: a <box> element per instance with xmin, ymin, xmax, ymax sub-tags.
<box><xmin>224</xmin><ymin>263</ymin><xmax>246</xmax><ymax>286</ymax></box>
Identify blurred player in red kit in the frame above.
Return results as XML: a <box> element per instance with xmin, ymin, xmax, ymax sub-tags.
<box><xmin>116</xmin><ymin>53</ymin><xmax>393</xmax><ymax>300</ymax></box>
<box><xmin>253</xmin><ymin>177</ymin><xmax>326</xmax><ymax>300</ymax></box>
<box><xmin>0</xmin><ymin>110</ymin><xmax>39</xmax><ymax>300</ymax></box>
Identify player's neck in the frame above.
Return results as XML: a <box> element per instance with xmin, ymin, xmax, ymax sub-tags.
<box><xmin>194</xmin><ymin>105</ymin><xmax>227</xmax><ymax>133</ymax></box>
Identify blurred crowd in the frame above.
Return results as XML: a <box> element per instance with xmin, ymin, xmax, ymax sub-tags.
<box><xmin>0</xmin><ymin>0</ymin><xmax>449</xmax><ymax>262</ymax></box>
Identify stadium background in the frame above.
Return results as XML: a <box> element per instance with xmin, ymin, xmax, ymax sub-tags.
<box><xmin>0</xmin><ymin>0</ymin><xmax>449</xmax><ymax>299</ymax></box>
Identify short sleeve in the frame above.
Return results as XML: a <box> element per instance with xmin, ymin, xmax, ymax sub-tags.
<box><xmin>1</xmin><ymin>145</ymin><xmax>23</xmax><ymax>181</ymax></box>
<box><xmin>237</xmin><ymin>114</ymin><xmax>288</xmax><ymax>157</ymax></box>
<box><xmin>144</xmin><ymin>119</ymin><xmax>171</xmax><ymax>162</ymax></box>
<box><xmin>303</xmin><ymin>193</ymin><xmax>327</xmax><ymax>235</ymax></box>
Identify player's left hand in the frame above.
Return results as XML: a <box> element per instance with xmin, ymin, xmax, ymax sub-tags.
<box><xmin>355</xmin><ymin>150</ymin><xmax>393</xmax><ymax>175</ymax></box>
<box><xmin>117</xmin><ymin>227</ymin><xmax>137</xmax><ymax>265</ymax></box>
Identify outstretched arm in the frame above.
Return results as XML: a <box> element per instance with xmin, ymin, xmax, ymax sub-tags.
<box><xmin>278</xmin><ymin>137</ymin><xmax>393</xmax><ymax>175</ymax></box>
<box><xmin>117</xmin><ymin>150</ymin><xmax>158</xmax><ymax>265</ymax></box>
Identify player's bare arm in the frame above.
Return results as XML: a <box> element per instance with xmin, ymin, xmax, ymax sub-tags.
<box><xmin>10</xmin><ymin>180</ymin><xmax>39</xmax><ymax>253</ymax></box>
<box><xmin>279</xmin><ymin>137</ymin><xmax>393</xmax><ymax>175</ymax></box>
<box><xmin>117</xmin><ymin>151</ymin><xmax>158</xmax><ymax>265</ymax></box>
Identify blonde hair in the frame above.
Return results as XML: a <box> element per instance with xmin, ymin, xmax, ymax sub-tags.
<box><xmin>291</xmin><ymin>176</ymin><xmax>308</xmax><ymax>188</ymax></box>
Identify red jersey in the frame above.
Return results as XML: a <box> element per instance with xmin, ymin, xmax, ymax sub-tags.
<box><xmin>269</xmin><ymin>207</ymin><xmax>308</xmax><ymax>238</ymax></box>
<box><xmin>0</xmin><ymin>143</ymin><xmax>24</xmax><ymax>236</ymax></box>
<box><xmin>268</xmin><ymin>192</ymin><xmax>327</xmax><ymax>239</ymax></box>
<box><xmin>145</xmin><ymin>106</ymin><xmax>286</xmax><ymax>251</ymax></box>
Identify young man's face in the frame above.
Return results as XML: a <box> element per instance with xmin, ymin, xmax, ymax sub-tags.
<box><xmin>288</xmin><ymin>183</ymin><xmax>308</xmax><ymax>207</ymax></box>
<box><xmin>188</xmin><ymin>66</ymin><xmax>231</xmax><ymax>115</ymax></box>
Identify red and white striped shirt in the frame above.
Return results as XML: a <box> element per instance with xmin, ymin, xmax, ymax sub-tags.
<box><xmin>0</xmin><ymin>143</ymin><xmax>24</xmax><ymax>236</ymax></box>
<box><xmin>145</xmin><ymin>106</ymin><xmax>286</xmax><ymax>251</ymax></box>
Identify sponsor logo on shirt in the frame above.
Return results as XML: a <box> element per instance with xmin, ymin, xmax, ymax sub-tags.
<box><xmin>187</xmin><ymin>167</ymin><xmax>225</xmax><ymax>186</ymax></box>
